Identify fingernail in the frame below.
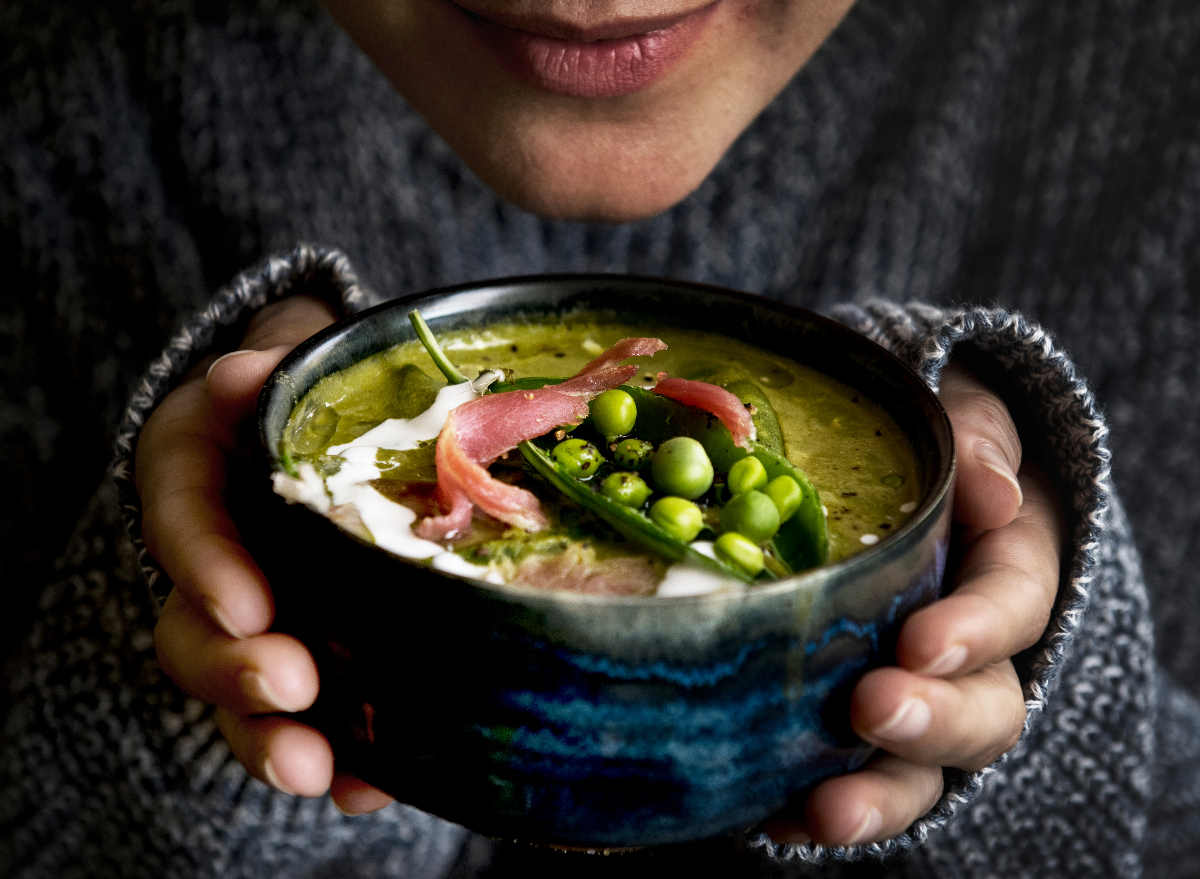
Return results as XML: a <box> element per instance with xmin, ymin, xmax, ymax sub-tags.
<box><xmin>846</xmin><ymin>807</ymin><xmax>883</xmax><ymax>846</ymax></box>
<box><xmin>240</xmin><ymin>669</ymin><xmax>305</xmax><ymax>713</ymax></box>
<box><xmin>206</xmin><ymin>599</ymin><xmax>248</xmax><ymax>640</ymax></box>
<box><xmin>262</xmin><ymin>758</ymin><xmax>299</xmax><ymax>795</ymax></box>
<box><xmin>332</xmin><ymin>787</ymin><xmax>394</xmax><ymax>817</ymax></box>
<box><xmin>870</xmin><ymin>697</ymin><xmax>931</xmax><ymax>743</ymax></box>
<box><xmin>916</xmin><ymin>644</ymin><xmax>968</xmax><ymax>677</ymax></box>
<box><xmin>973</xmin><ymin>441</ymin><xmax>1023</xmax><ymax>507</ymax></box>
<box><xmin>206</xmin><ymin>349</ymin><xmax>257</xmax><ymax>382</ymax></box>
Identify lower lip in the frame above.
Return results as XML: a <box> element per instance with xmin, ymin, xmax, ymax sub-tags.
<box><xmin>465</xmin><ymin>4</ymin><xmax>719</xmax><ymax>99</ymax></box>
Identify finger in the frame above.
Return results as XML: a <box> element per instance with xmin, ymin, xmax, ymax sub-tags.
<box><xmin>215</xmin><ymin>708</ymin><xmax>335</xmax><ymax>797</ymax></box>
<box><xmin>137</xmin><ymin>295</ymin><xmax>339</xmax><ymax>638</ymax></box>
<box><xmin>331</xmin><ymin>772</ymin><xmax>396</xmax><ymax>816</ymax></box>
<box><xmin>137</xmin><ymin>382</ymin><xmax>274</xmax><ymax>637</ymax></box>
<box><xmin>939</xmin><ymin>360</ymin><xmax>1023</xmax><ymax>530</ymax></box>
<box><xmin>897</xmin><ymin>464</ymin><xmax>1065</xmax><ymax>677</ymax></box>
<box><xmin>205</xmin><ymin>345</ymin><xmax>296</xmax><ymax>427</ymax></box>
<box><xmin>154</xmin><ymin>589</ymin><xmax>319</xmax><ymax>715</ymax></box>
<box><xmin>851</xmin><ymin>661</ymin><xmax>1026</xmax><ymax>770</ymax></box>
<box><xmin>207</xmin><ymin>295</ymin><xmax>338</xmax><ymax>424</ymax></box>
<box><xmin>240</xmin><ymin>295</ymin><xmax>339</xmax><ymax>352</ymax></box>
<box><xmin>761</xmin><ymin>755</ymin><xmax>943</xmax><ymax>847</ymax></box>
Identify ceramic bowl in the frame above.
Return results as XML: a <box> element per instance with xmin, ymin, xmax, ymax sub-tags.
<box><xmin>248</xmin><ymin>275</ymin><xmax>954</xmax><ymax>848</ymax></box>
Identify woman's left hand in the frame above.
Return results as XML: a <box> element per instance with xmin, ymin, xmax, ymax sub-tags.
<box><xmin>762</xmin><ymin>361</ymin><xmax>1067</xmax><ymax>846</ymax></box>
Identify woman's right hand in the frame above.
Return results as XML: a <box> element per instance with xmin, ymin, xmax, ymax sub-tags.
<box><xmin>136</xmin><ymin>295</ymin><xmax>393</xmax><ymax>814</ymax></box>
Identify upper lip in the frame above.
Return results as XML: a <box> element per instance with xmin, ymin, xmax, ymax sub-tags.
<box><xmin>452</xmin><ymin>1</ymin><xmax>716</xmax><ymax>41</ymax></box>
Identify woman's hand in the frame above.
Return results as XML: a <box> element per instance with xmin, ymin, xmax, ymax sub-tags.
<box><xmin>137</xmin><ymin>296</ymin><xmax>393</xmax><ymax>814</ymax></box>
<box><xmin>140</xmin><ymin>312</ymin><xmax>1065</xmax><ymax>835</ymax></box>
<box><xmin>762</xmin><ymin>361</ymin><xmax>1067</xmax><ymax>846</ymax></box>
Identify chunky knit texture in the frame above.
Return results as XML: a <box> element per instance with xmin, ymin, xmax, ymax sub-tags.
<box><xmin>3</xmin><ymin>0</ymin><xmax>1200</xmax><ymax>876</ymax></box>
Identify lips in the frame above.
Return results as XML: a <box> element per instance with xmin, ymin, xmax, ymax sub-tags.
<box><xmin>457</xmin><ymin>2</ymin><xmax>720</xmax><ymax>98</ymax></box>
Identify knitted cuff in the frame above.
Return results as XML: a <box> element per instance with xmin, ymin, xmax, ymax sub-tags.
<box><xmin>110</xmin><ymin>245</ymin><xmax>370</xmax><ymax>611</ymax></box>
<box><xmin>745</xmin><ymin>299</ymin><xmax>1113</xmax><ymax>864</ymax></box>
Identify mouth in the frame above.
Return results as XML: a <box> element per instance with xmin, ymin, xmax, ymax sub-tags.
<box><xmin>454</xmin><ymin>2</ymin><xmax>722</xmax><ymax>98</ymax></box>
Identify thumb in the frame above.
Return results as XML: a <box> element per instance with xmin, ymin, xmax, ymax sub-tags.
<box><xmin>938</xmin><ymin>360</ymin><xmax>1023</xmax><ymax>530</ymax></box>
<box><xmin>206</xmin><ymin>296</ymin><xmax>339</xmax><ymax>425</ymax></box>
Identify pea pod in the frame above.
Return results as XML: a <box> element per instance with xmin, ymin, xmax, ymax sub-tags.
<box><xmin>517</xmin><ymin>440</ymin><xmax>759</xmax><ymax>584</ymax></box>
<box><xmin>676</xmin><ymin>364</ymin><xmax>786</xmax><ymax>457</ymax></box>
<box><xmin>619</xmin><ymin>385</ymin><xmax>827</xmax><ymax>573</ymax></box>
<box><xmin>620</xmin><ymin>386</ymin><xmax>744</xmax><ymax>473</ymax></box>
<box><xmin>746</xmin><ymin>444</ymin><xmax>828</xmax><ymax>574</ymax></box>
<box><xmin>406</xmin><ymin>310</ymin><xmax>822</xmax><ymax>578</ymax></box>
<box><xmin>404</xmin><ymin>325</ymin><xmax>757</xmax><ymax>580</ymax></box>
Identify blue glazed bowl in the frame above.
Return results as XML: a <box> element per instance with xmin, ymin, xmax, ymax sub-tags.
<box><xmin>250</xmin><ymin>275</ymin><xmax>954</xmax><ymax>848</ymax></box>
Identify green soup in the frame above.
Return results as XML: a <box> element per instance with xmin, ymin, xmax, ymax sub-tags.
<box><xmin>277</xmin><ymin>315</ymin><xmax>921</xmax><ymax>595</ymax></box>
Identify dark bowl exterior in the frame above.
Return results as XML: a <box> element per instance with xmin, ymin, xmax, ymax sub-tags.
<box><xmin>250</xmin><ymin>275</ymin><xmax>954</xmax><ymax>848</ymax></box>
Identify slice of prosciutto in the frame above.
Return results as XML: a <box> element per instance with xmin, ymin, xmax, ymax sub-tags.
<box><xmin>651</xmin><ymin>373</ymin><xmax>757</xmax><ymax>450</ymax></box>
<box><xmin>416</xmin><ymin>337</ymin><xmax>667</xmax><ymax>540</ymax></box>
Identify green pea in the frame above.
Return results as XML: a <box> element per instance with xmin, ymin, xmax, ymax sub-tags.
<box><xmin>601</xmin><ymin>472</ymin><xmax>653</xmax><ymax>508</ymax></box>
<box><xmin>651</xmin><ymin>437</ymin><xmax>714</xmax><ymax>500</ymax></box>
<box><xmin>613</xmin><ymin>438</ymin><xmax>654</xmax><ymax>471</ymax></box>
<box><xmin>553</xmin><ymin>438</ymin><xmax>605</xmax><ymax>479</ymax></box>
<box><xmin>726</xmin><ymin>456</ymin><xmax>768</xmax><ymax>495</ymax></box>
<box><xmin>591</xmin><ymin>389</ymin><xmax>637</xmax><ymax>440</ymax></box>
<box><xmin>649</xmin><ymin>496</ymin><xmax>705</xmax><ymax>543</ymax></box>
<box><xmin>765</xmin><ymin>474</ymin><xmax>802</xmax><ymax>523</ymax></box>
<box><xmin>719</xmin><ymin>490</ymin><xmax>781</xmax><ymax>544</ymax></box>
<box><xmin>714</xmin><ymin>532</ymin><xmax>765</xmax><ymax>577</ymax></box>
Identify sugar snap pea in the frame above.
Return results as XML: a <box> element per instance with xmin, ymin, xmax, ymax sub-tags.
<box><xmin>517</xmin><ymin>439</ymin><xmax>757</xmax><ymax>583</ymax></box>
<box><xmin>407</xmin><ymin>315</ymin><xmax>822</xmax><ymax>581</ymax></box>
<box><xmin>618</xmin><ymin>385</ymin><xmax>828</xmax><ymax>573</ymax></box>
<box><xmin>677</xmin><ymin>363</ymin><xmax>786</xmax><ymax>457</ymax></box>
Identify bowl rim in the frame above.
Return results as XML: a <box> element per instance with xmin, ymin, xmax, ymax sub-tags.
<box><xmin>259</xmin><ymin>272</ymin><xmax>956</xmax><ymax>607</ymax></box>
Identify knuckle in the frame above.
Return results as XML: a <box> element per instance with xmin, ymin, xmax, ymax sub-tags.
<box><xmin>962</xmin><ymin>388</ymin><xmax>1010</xmax><ymax>426</ymax></box>
<box><xmin>994</xmin><ymin>698</ymin><xmax>1027</xmax><ymax>759</ymax></box>
<box><xmin>241</xmin><ymin>296</ymin><xmax>334</xmax><ymax>351</ymax></box>
<box><xmin>951</xmin><ymin>669</ymin><xmax>1027</xmax><ymax>770</ymax></box>
<box><xmin>913</xmin><ymin>764</ymin><xmax>945</xmax><ymax>812</ymax></box>
<box><xmin>978</xmin><ymin>703</ymin><xmax>1027</xmax><ymax>768</ymax></box>
<box><xmin>972</xmin><ymin>402</ymin><xmax>1020</xmax><ymax>457</ymax></box>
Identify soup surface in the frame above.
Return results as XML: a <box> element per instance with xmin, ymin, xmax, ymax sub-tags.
<box><xmin>274</xmin><ymin>315</ymin><xmax>920</xmax><ymax>596</ymax></box>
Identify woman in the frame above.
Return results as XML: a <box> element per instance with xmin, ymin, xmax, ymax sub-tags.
<box><xmin>2</xmin><ymin>0</ymin><xmax>1197</xmax><ymax>875</ymax></box>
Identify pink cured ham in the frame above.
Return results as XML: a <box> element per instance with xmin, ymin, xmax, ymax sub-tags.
<box><xmin>651</xmin><ymin>374</ymin><xmax>757</xmax><ymax>449</ymax></box>
<box><xmin>416</xmin><ymin>338</ymin><xmax>667</xmax><ymax>540</ymax></box>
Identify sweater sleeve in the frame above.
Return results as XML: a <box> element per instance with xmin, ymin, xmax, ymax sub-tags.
<box><xmin>2</xmin><ymin>245</ymin><xmax>472</xmax><ymax>878</ymax></box>
<box><xmin>109</xmin><ymin>275</ymin><xmax>1173</xmax><ymax>876</ymax></box>
<box><xmin>746</xmin><ymin>299</ymin><xmax>1159</xmax><ymax>875</ymax></box>
<box><xmin>110</xmin><ymin>244</ymin><xmax>375</xmax><ymax>612</ymax></box>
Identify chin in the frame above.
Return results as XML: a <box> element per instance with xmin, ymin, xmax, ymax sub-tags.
<box><xmin>464</xmin><ymin>130</ymin><xmax>722</xmax><ymax>223</ymax></box>
<box><xmin>429</xmin><ymin>77</ymin><xmax>741</xmax><ymax>223</ymax></box>
<box><xmin>320</xmin><ymin>0</ymin><xmax>853</xmax><ymax>224</ymax></box>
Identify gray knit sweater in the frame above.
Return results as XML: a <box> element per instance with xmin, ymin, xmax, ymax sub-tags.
<box><xmin>2</xmin><ymin>0</ymin><xmax>1199</xmax><ymax>877</ymax></box>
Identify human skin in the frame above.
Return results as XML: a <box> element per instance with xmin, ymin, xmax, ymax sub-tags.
<box><xmin>138</xmin><ymin>0</ymin><xmax>1064</xmax><ymax>850</ymax></box>
<box><xmin>142</xmin><ymin>297</ymin><xmax>1061</xmax><ymax>846</ymax></box>
<box><xmin>317</xmin><ymin>0</ymin><xmax>858</xmax><ymax>221</ymax></box>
